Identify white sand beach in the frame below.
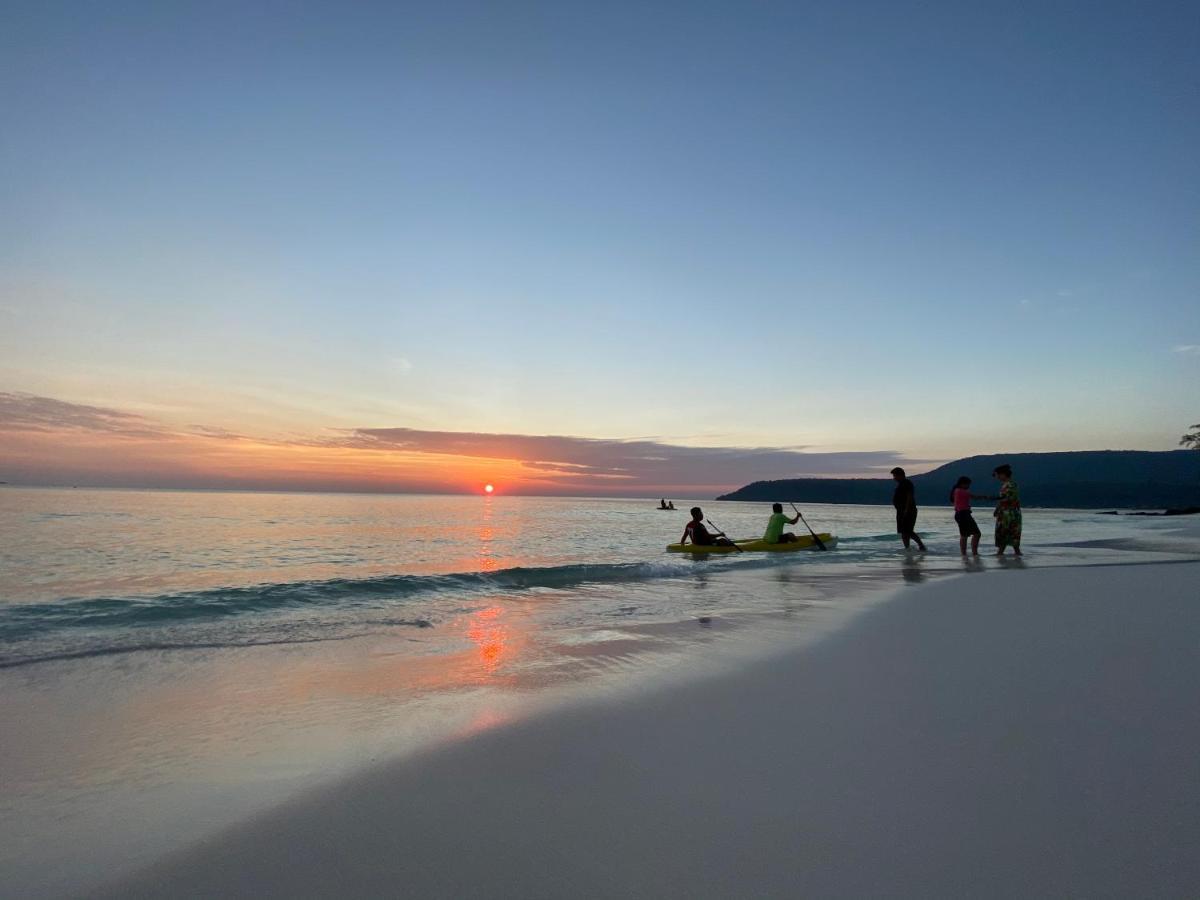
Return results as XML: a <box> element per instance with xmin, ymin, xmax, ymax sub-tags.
<box><xmin>108</xmin><ymin>559</ymin><xmax>1200</xmax><ymax>898</ymax></box>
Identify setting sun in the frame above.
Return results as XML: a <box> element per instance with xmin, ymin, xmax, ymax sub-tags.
<box><xmin>484</xmin><ymin>484</ymin><xmax>494</xmax><ymax>494</ymax></box>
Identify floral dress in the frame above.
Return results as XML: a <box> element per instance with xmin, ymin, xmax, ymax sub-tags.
<box><xmin>994</xmin><ymin>480</ymin><xmax>1022</xmax><ymax>549</ymax></box>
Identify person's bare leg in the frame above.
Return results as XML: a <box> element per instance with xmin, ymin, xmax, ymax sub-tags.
<box><xmin>913</xmin><ymin>533</ymin><xmax>926</xmax><ymax>551</ymax></box>
<box><xmin>959</xmin><ymin>535</ymin><xmax>967</xmax><ymax>556</ymax></box>
<box><xmin>971</xmin><ymin>533</ymin><xmax>980</xmax><ymax>555</ymax></box>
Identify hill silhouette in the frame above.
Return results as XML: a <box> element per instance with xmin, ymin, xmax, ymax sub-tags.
<box><xmin>716</xmin><ymin>450</ymin><xmax>1200</xmax><ymax>509</ymax></box>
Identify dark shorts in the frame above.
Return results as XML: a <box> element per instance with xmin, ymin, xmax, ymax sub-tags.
<box><xmin>896</xmin><ymin>510</ymin><xmax>918</xmax><ymax>536</ymax></box>
<box><xmin>955</xmin><ymin>510</ymin><xmax>981</xmax><ymax>537</ymax></box>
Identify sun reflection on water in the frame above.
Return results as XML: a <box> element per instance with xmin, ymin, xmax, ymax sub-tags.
<box><xmin>467</xmin><ymin>606</ymin><xmax>509</xmax><ymax>675</ymax></box>
<box><xmin>477</xmin><ymin>496</ymin><xmax>497</xmax><ymax>571</ymax></box>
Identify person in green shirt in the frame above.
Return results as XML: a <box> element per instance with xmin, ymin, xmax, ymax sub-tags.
<box><xmin>763</xmin><ymin>503</ymin><xmax>802</xmax><ymax>544</ymax></box>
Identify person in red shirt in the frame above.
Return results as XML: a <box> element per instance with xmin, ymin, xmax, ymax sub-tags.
<box><xmin>949</xmin><ymin>476</ymin><xmax>985</xmax><ymax>556</ymax></box>
<box><xmin>681</xmin><ymin>507</ymin><xmax>734</xmax><ymax>546</ymax></box>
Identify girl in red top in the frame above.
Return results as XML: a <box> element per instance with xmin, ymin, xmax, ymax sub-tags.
<box><xmin>950</xmin><ymin>476</ymin><xmax>985</xmax><ymax>556</ymax></box>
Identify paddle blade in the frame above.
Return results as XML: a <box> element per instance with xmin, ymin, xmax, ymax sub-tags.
<box><xmin>792</xmin><ymin>504</ymin><xmax>827</xmax><ymax>550</ymax></box>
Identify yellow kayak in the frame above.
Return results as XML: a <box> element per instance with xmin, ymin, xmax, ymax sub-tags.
<box><xmin>666</xmin><ymin>533</ymin><xmax>836</xmax><ymax>554</ymax></box>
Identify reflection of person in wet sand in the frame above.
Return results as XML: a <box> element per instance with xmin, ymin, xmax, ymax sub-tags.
<box><xmin>901</xmin><ymin>561</ymin><xmax>926</xmax><ymax>583</ymax></box>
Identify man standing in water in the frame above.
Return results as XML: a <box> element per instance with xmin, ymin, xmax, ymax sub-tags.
<box><xmin>890</xmin><ymin>467</ymin><xmax>927</xmax><ymax>551</ymax></box>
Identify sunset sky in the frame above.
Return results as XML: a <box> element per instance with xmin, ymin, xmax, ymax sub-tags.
<box><xmin>2</xmin><ymin>1</ymin><xmax>1197</xmax><ymax>495</ymax></box>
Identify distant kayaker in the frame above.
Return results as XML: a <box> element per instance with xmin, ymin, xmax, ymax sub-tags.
<box><xmin>681</xmin><ymin>507</ymin><xmax>734</xmax><ymax>547</ymax></box>
<box><xmin>949</xmin><ymin>476</ymin><xmax>984</xmax><ymax>556</ymax></box>
<box><xmin>890</xmin><ymin>467</ymin><xmax>927</xmax><ymax>551</ymax></box>
<box><xmin>763</xmin><ymin>503</ymin><xmax>801</xmax><ymax>544</ymax></box>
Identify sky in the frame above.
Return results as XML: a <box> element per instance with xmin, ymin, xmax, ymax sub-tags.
<box><xmin>1</xmin><ymin>0</ymin><xmax>1197</xmax><ymax>495</ymax></box>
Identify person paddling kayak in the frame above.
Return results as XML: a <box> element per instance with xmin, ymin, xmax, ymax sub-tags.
<box><xmin>680</xmin><ymin>507</ymin><xmax>734</xmax><ymax>547</ymax></box>
<box><xmin>763</xmin><ymin>503</ymin><xmax>801</xmax><ymax>544</ymax></box>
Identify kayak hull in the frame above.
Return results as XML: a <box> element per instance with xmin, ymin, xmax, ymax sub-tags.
<box><xmin>666</xmin><ymin>533</ymin><xmax>836</xmax><ymax>554</ymax></box>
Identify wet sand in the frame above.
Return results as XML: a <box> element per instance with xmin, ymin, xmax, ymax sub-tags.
<box><xmin>109</xmin><ymin>560</ymin><xmax>1200</xmax><ymax>898</ymax></box>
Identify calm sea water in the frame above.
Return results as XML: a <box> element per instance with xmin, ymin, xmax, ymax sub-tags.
<box><xmin>1</xmin><ymin>485</ymin><xmax>1194</xmax><ymax>669</ymax></box>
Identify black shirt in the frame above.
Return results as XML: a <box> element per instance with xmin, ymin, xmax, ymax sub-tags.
<box><xmin>893</xmin><ymin>478</ymin><xmax>916</xmax><ymax>511</ymax></box>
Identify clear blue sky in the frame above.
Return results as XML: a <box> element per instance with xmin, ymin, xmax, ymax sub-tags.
<box><xmin>1</xmin><ymin>0</ymin><xmax>1197</xmax><ymax>490</ymax></box>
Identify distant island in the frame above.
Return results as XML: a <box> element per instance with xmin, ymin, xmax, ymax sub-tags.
<box><xmin>717</xmin><ymin>450</ymin><xmax>1200</xmax><ymax>510</ymax></box>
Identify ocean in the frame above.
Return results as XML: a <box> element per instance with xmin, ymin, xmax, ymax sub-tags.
<box><xmin>2</xmin><ymin>486</ymin><xmax>1197</xmax><ymax>896</ymax></box>
<box><xmin>5</xmin><ymin>486</ymin><xmax>1190</xmax><ymax>669</ymax></box>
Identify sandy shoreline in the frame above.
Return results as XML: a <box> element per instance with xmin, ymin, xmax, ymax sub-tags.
<box><xmin>108</xmin><ymin>560</ymin><xmax>1200</xmax><ymax>898</ymax></box>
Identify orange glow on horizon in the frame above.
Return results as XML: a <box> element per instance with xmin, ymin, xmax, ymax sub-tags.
<box><xmin>0</xmin><ymin>398</ymin><xmax>748</xmax><ymax>496</ymax></box>
<box><xmin>0</xmin><ymin>428</ymin><xmax>565</xmax><ymax>494</ymax></box>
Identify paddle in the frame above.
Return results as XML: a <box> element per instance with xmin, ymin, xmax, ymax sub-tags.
<box><xmin>705</xmin><ymin>518</ymin><xmax>744</xmax><ymax>552</ymax></box>
<box><xmin>789</xmin><ymin>503</ymin><xmax>828</xmax><ymax>551</ymax></box>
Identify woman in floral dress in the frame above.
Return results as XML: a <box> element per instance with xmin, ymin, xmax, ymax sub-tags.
<box><xmin>992</xmin><ymin>464</ymin><xmax>1022</xmax><ymax>556</ymax></box>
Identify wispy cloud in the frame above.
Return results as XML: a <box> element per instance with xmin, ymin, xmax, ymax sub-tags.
<box><xmin>0</xmin><ymin>392</ymin><xmax>165</xmax><ymax>438</ymax></box>
<box><xmin>342</xmin><ymin>428</ymin><xmax>919</xmax><ymax>488</ymax></box>
<box><xmin>1171</xmin><ymin>345</ymin><xmax>1200</xmax><ymax>355</ymax></box>
<box><xmin>0</xmin><ymin>393</ymin><xmax>929</xmax><ymax>493</ymax></box>
<box><xmin>388</xmin><ymin>357</ymin><xmax>414</xmax><ymax>373</ymax></box>
<box><xmin>187</xmin><ymin>424</ymin><xmax>254</xmax><ymax>441</ymax></box>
